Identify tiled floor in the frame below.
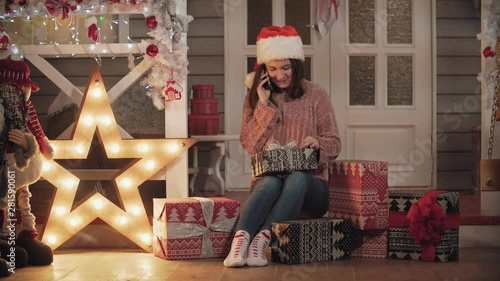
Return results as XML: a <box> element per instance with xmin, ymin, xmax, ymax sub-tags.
<box><xmin>5</xmin><ymin>248</ymin><xmax>500</xmax><ymax>281</ymax></box>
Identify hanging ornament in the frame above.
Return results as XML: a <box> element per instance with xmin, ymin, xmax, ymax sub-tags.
<box><xmin>145</xmin><ymin>15</ymin><xmax>158</xmax><ymax>29</ymax></box>
<box><xmin>146</xmin><ymin>44</ymin><xmax>159</xmax><ymax>57</ymax></box>
<box><xmin>316</xmin><ymin>0</ymin><xmax>340</xmax><ymax>37</ymax></box>
<box><xmin>164</xmin><ymin>80</ymin><xmax>183</xmax><ymax>101</ymax></box>
<box><xmin>0</xmin><ymin>28</ymin><xmax>9</xmax><ymax>50</ymax></box>
<box><xmin>85</xmin><ymin>16</ymin><xmax>100</xmax><ymax>42</ymax></box>
<box><xmin>483</xmin><ymin>46</ymin><xmax>496</xmax><ymax>58</ymax></box>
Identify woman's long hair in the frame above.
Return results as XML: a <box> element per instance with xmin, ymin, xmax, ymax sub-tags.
<box><xmin>248</xmin><ymin>59</ymin><xmax>305</xmax><ymax>111</ymax></box>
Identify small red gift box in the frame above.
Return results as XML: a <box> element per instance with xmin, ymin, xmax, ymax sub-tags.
<box><xmin>190</xmin><ymin>99</ymin><xmax>218</xmax><ymax>115</ymax></box>
<box><xmin>328</xmin><ymin>160</ymin><xmax>389</xmax><ymax>230</ymax></box>
<box><xmin>192</xmin><ymin>85</ymin><xmax>214</xmax><ymax>99</ymax></box>
<box><xmin>188</xmin><ymin>114</ymin><xmax>220</xmax><ymax>135</ymax></box>
<box><xmin>153</xmin><ymin>197</ymin><xmax>239</xmax><ymax>260</ymax></box>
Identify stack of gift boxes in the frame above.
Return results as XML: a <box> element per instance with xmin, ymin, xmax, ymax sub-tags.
<box><xmin>188</xmin><ymin>85</ymin><xmax>220</xmax><ymax>135</ymax></box>
<box><xmin>152</xmin><ymin>144</ymin><xmax>460</xmax><ymax>264</ymax></box>
<box><xmin>329</xmin><ymin>160</ymin><xmax>389</xmax><ymax>258</ymax></box>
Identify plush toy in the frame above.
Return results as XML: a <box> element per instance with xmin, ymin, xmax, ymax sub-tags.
<box><xmin>0</xmin><ymin>59</ymin><xmax>54</xmax><ymax>276</ymax></box>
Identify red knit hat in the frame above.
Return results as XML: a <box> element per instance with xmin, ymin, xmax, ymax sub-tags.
<box><xmin>0</xmin><ymin>59</ymin><xmax>39</xmax><ymax>92</ymax></box>
<box><xmin>256</xmin><ymin>25</ymin><xmax>305</xmax><ymax>65</ymax></box>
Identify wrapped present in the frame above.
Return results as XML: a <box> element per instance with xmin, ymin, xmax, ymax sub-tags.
<box><xmin>388</xmin><ymin>191</ymin><xmax>460</xmax><ymax>262</ymax></box>
<box><xmin>251</xmin><ymin>141</ymin><xmax>318</xmax><ymax>177</ymax></box>
<box><xmin>153</xmin><ymin>197</ymin><xmax>239</xmax><ymax>260</ymax></box>
<box><xmin>352</xmin><ymin>229</ymin><xmax>387</xmax><ymax>258</ymax></box>
<box><xmin>328</xmin><ymin>160</ymin><xmax>389</xmax><ymax>230</ymax></box>
<box><xmin>271</xmin><ymin>218</ymin><xmax>351</xmax><ymax>264</ymax></box>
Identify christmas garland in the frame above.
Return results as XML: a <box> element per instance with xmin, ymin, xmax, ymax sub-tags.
<box><xmin>139</xmin><ymin>0</ymin><xmax>192</xmax><ymax>110</ymax></box>
<box><xmin>477</xmin><ymin>1</ymin><xmax>499</xmax><ymax>98</ymax></box>
<box><xmin>0</xmin><ymin>0</ymin><xmax>192</xmax><ymax>110</ymax></box>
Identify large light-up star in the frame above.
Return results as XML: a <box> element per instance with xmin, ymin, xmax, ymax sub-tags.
<box><xmin>41</xmin><ymin>65</ymin><xmax>196</xmax><ymax>251</ymax></box>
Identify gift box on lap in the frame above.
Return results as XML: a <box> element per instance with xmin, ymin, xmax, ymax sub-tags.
<box><xmin>271</xmin><ymin>218</ymin><xmax>352</xmax><ymax>264</ymax></box>
<box><xmin>388</xmin><ymin>191</ymin><xmax>460</xmax><ymax>262</ymax></box>
<box><xmin>153</xmin><ymin>197</ymin><xmax>239</xmax><ymax>260</ymax></box>
<box><xmin>352</xmin><ymin>229</ymin><xmax>387</xmax><ymax>258</ymax></box>
<box><xmin>328</xmin><ymin>160</ymin><xmax>389</xmax><ymax>230</ymax></box>
<box><xmin>251</xmin><ymin>148</ymin><xmax>318</xmax><ymax>177</ymax></box>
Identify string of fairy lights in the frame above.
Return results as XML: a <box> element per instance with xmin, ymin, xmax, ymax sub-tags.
<box><xmin>0</xmin><ymin>0</ymin><xmax>192</xmax><ymax>109</ymax></box>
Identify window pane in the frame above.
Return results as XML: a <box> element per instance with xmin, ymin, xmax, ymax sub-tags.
<box><xmin>349</xmin><ymin>56</ymin><xmax>375</xmax><ymax>105</ymax></box>
<box><xmin>349</xmin><ymin>0</ymin><xmax>375</xmax><ymax>44</ymax></box>
<box><xmin>6</xmin><ymin>17</ymin><xmax>33</xmax><ymax>45</ymax></box>
<box><xmin>387</xmin><ymin>0</ymin><xmax>412</xmax><ymax>44</ymax></box>
<box><xmin>303</xmin><ymin>57</ymin><xmax>311</xmax><ymax>81</ymax></box>
<box><xmin>387</xmin><ymin>56</ymin><xmax>413</xmax><ymax>106</ymax></box>
<box><xmin>247</xmin><ymin>0</ymin><xmax>272</xmax><ymax>45</ymax></box>
<box><xmin>248</xmin><ymin>57</ymin><xmax>257</xmax><ymax>73</ymax></box>
<box><xmin>247</xmin><ymin>57</ymin><xmax>311</xmax><ymax>82</ymax></box>
<box><xmin>285</xmin><ymin>0</ymin><xmax>311</xmax><ymax>45</ymax></box>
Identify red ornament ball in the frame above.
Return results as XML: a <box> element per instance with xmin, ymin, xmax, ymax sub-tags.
<box><xmin>146</xmin><ymin>44</ymin><xmax>159</xmax><ymax>57</ymax></box>
<box><xmin>145</xmin><ymin>16</ymin><xmax>158</xmax><ymax>29</ymax></box>
<box><xmin>483</xmin><ymin>46</ymin><xmax>496</xmax><ymax>58</ymax></box>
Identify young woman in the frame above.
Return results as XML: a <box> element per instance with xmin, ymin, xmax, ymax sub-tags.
<box><xmin>223</xmin><ymin>25</ymin><xmax>341</xmax><ymax>267</ymax></box>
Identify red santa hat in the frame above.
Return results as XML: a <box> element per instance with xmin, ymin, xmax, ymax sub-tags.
<box><xmin>245</xmin><ymin>26</ymin><xmax>305</xmax><ymax>88</ymax></box>
<box><xmin>0</xmin><ymin>59</ymin><xmax>39</xmax><ymax>92</ymax></box>
<box><xmin>256</xmin><ymin>25</ymin><xmax>305</xmax><ymax>65</ymax></box>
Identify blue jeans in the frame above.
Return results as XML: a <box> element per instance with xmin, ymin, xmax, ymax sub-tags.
<box><xmin>236</xmin><ymin>171</ymin><xmax>329</xmax><ymax>239</ymax></box>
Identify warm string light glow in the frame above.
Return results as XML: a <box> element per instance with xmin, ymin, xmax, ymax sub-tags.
<box><xmin>41</xmin><ymin>65</ymin><xmax>196</xmax><ymax>252</ymax></box>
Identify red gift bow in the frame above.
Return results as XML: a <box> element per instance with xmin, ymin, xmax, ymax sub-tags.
<box><xmin>389</xmin><ymin>191</ymin><xmax>459</xmax><ymax>262</ymax></box>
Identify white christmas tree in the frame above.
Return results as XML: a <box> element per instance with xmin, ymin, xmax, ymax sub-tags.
<box><xmin>169</xmin><ymin>208</ymin><xmax>180</xmax><ymax>221</ymax></box>
<box><xmin>216</xmin><ymin>207</ymin><xmax>228</xmax><ymax>221</ymax></box>
<box><xmin>185</xmin><ymin>207</ymin><xmax>197</xmax><ymax>222</ymax></box>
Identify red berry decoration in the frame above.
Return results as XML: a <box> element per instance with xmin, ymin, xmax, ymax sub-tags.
<box><xmin>146</xmin><ymin>44</ymin><xmax>159</xmax><ymax>57</ymax></box>
<box><xmin>483</xmin><ymin>46</ymin><xmax>496</xmax><ymax>58</ymax></box>
<box><xmin>145</xmin><ymin>16</ymin><xmax>158</xmax><ymax>29</ymax></box>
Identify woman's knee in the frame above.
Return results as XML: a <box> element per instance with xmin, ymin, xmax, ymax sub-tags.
<box><xmin>252</xmin><ymin>176</ymin><xmax>282</xmax><ymax>194</ymax></box>
<box><xmin>284</xmin><ymin>171</ymin><xmax>308</xmax><ymax>187</ymax></box>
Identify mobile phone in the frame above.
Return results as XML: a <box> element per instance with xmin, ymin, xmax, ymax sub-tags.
<box><xmin>262</xmin><ymin>70</ymin><xmax>273</xmax><ymax>91</ymax></box>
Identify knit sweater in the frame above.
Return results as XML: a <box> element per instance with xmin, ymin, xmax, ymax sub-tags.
<box><xmin>240</xmin><ymin>79</ymin><xmax>341</xmax><ymax>186</ymax></box>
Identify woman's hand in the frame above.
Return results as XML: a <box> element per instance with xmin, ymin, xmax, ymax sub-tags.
<box><xmin>299</xmin><ymin>136</ymin><xmax>320</xmax><ymax>150</ymax></box>
<box><xmin>257</xmin><ymin>71</ymin><xmax>272</xmax><ymax>105</ymax></box>
<box><xmin>9</xmin><ymin>129</ymin><xmax>29</xmax><ymax>151</ymax></box>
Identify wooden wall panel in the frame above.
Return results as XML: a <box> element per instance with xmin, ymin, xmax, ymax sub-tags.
<box><xmin>436</xmin><ymin>1</ymin><xmax>477</xmax><ymax>18</ymax></box>
<box><xmin>436</xmin><ymin>19</ymin><xmax>481</xmax><ymax>37</ymax></box>
<box><xmin>437</xmin><ymin>57</ymin><xmax>481</xmax><ymax>75</ymax></box>
<box><xmin>437</xmin><ymin>152</ymin><xmax>473</xmax><ymax>170</ymax></box>
<box><xmin>437</xmin><ymin>95</ymin><xmax>482</xmax><ymax>114</ymax></box>
<box><xmin>188</xmin><ymin>37</ymin><xmax>224</xmax><ymax>56</ymax></box>
<box><xmin>436</xmin><ymin>113</ymin><xmax>481</xmax><ymax>133</ymax></box>
<box><xmin>188</xmin><ymin>0</ymin><xmax>226</xmax><ymax>18</ymax></box>
<box><xmin>436</xmin><ymin>1</ymin><xmax>480</xmax><ymax>191</ymax></box>
<box><xmin>437</xmin><ymin>132</ymin><xmax>473</xmax><ymax>152</ymax></box>
<box><xmin>437</xmin><ymin>172</ymin><xmax>473</xmax><ymax>191</ymax></box>
<box><xmin>437</xmin><ymin>38</ymin><xmax>481</xmax><ymax>56</ymax></box>
<box><xmin>437</xmin><ymin>76</ymin><xmax>481</xmax><ymax>94</ymax></box>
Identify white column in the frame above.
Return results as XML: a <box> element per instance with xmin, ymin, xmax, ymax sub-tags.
<box><xmin>165</xmin><ymin>0</ymin><xmax>189</xmax><ymax>198</ymax></box>
<box><xmin>480</xmin><ymin>0</ymin><xmax>500</xmax><ymax>215</ymax></box>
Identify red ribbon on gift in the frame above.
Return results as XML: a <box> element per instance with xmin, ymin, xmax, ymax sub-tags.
<box><xmin>389</xmin><ymin>191</ymin><xmax>459</xmax><ymax>262</ymax></box>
